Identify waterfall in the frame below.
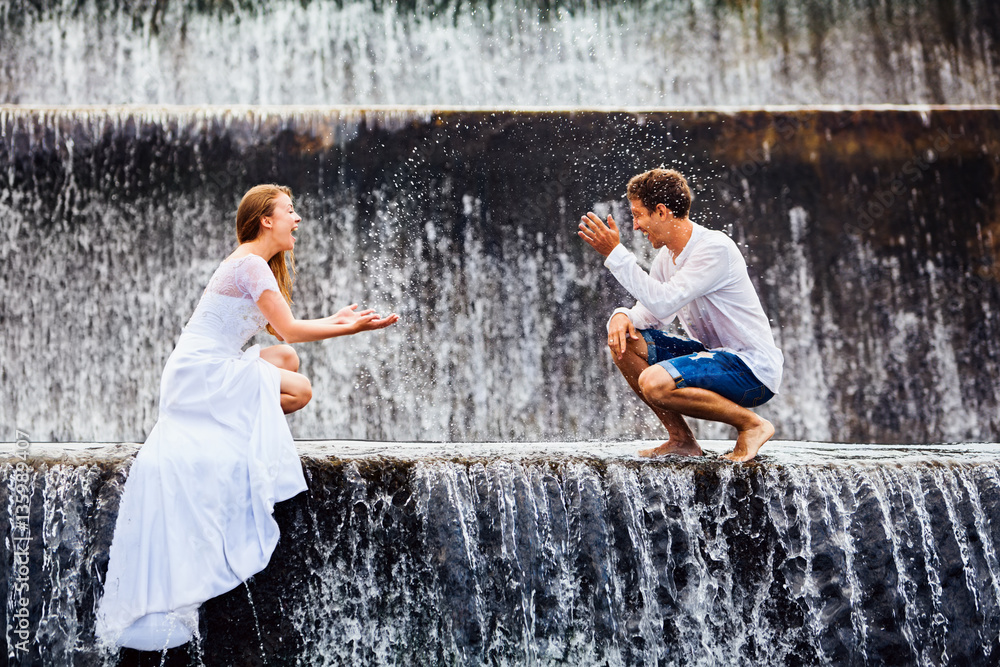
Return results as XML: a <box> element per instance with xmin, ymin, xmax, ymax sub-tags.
<box><xmin>2</xmin><ymin>0</ymin><xmax>1000</xmax><ymax>106</ymax></box>
<box><xmin>1</xmin><ymin>106</ymin><xmax>998</xmax><ymax>444</ymax></box>
<box><xmin>2</xmin><ymin>0</ymin><xmax>1000</xmax><ymax>663</ymax></box>
<box><xmin>4</xmin><ymin>442</ymin><xmax>1000</xmax><ymax>664</ymax></box>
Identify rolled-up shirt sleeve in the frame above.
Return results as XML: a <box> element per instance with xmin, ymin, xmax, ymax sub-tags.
<box><xmin>607</xmin><ymin>305</ymin><xmax>661</xmax><ymax>332</ymax></box>
<box><xmin>603</xmin><ymin>243</ymin><xmax>730</xmax><ymax>322</ymax></box>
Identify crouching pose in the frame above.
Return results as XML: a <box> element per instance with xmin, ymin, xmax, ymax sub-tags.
<box><xmin>578</xmin><ymin>168</ymin><xmax>782</xmax><ymax>462</ymax></box>
<box><xmin>97</xmin><ymin>185</ymin><xmax>398</xmax><ymax>651</ymax></box>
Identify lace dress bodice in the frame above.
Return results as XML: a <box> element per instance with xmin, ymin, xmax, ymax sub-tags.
<box><xmin>183</xmin><ymin>255</ymin><xmax>280</xmax><ymax>351</ymax></box>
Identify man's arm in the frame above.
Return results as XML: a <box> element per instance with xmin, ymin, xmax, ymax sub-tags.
<box><xmin>607</xmin><ymin>304</ymin><xmax>661</xmax><ymax>332</ymax></box>
<box><xmin>579</xmin><ymin>209</ymin><xmax>676</xmax><ymax>330</ymax></box>
<box><xmin>604</xmin><ymin>243</ymin><xmax>730</xmax><ymax>321</ymax></box>
<box><xmin>578</xmin><ymin>209</ymin><xmax>726</xmax><ymax>322</ymax></box>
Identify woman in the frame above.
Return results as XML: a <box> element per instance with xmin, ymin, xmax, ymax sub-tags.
<box><xmin>96</xmin><ymin>185</ymin><xmax>397</xmax><ymax>650</ymax></box>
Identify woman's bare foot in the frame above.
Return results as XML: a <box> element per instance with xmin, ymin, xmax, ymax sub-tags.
<box><xmin>722</xmin><ymin>418</ymin><xmax>774</xmax><ymax>462</ymax></box>
<box><xmin>638</xmin><ymin>439</ymin><xmax>704</xmax><ymax>458</ymax></box>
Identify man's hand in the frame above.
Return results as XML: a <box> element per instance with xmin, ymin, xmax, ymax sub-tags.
<box><xmin>578</xmin><ymin>212</ymin><xmax>621</xmax><ymax>257</ymax></box>
<box><xmin>607</xmin><ymin>312</ymin><xmax>639</xmax><ymax>360</ymax></box>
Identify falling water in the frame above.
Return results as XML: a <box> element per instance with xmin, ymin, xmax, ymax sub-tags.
<box><xmin>2</xmin><ymin>0</ymin><xmax>1000</xmax><ymax>106</ymax></box>
<box><xmin>2</xmin><ymin>1</ymin><xmax>1000</xmax><ymax>664</ymax></box>
<box><xmin>1</xmin><ymin>106</ymin><xmax>998</xmax><ymax>445</ymax></box>
<box><xmin>4</xmin><ymin>442</ymin><xmax>1000</xmax><ymax>664</ymax></box>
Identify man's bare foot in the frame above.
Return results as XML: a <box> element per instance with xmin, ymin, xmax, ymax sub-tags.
<box><xmin>638</xmin><ymin>439</ymin><xmax>704</xmax><ymax>458</ymax></box>
<box><xmin>722</xmin><ymin>418</ymin><xmax>775</xmax><ymax>462</ymax></box>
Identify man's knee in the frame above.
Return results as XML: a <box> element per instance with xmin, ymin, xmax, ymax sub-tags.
<box><xmin>608</xmin><ymin>334</ymin><xmax>648</xmax><ymax>368</ymax></box>
<box><xmin>638</xmin><ymin>365</ymin><xmax>676</xmax><ymax>404</ymax></box>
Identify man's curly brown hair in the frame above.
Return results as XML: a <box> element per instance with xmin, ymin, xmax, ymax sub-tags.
<box><xmin>626</xmin><ymin>168</ymin><xmax>692</xmax><ymax>219</ymax></box>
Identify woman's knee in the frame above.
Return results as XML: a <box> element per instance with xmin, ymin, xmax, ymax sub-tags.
<box><xmin>268</xmin><ymin>344</ymin><xmax>299</xmax><ymax>372</ymax></box>
<box><xmin>299</xmin><ymin>376</ymin><xmax>313</xmax><ymax>405</ymax></box>
<box><xmin>279</xmin><ymin>369</ymin><xmax>312</xmax><ymax>413</ymax></box>
<box><xmin>291</xmin><ymin>374</ymin><xmax>312</xmax><ymax>409</ymax></box>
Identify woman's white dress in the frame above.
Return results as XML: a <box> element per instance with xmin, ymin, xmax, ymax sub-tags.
<box><xmin>96</xmin><ymin>254</ymin><xmax>308</xmax><ymax>651</ymax></box>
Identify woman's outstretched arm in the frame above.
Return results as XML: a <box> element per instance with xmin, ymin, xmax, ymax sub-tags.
<box><xmin>256</xmin><ymin>290</ymin><xmax>398</xmax><ymax>344</ymax></box>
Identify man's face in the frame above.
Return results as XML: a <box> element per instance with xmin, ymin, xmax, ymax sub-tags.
<box><xmin>629</xmin><ymin>198</ymin><xmax>668</xmax><ymax>248</ymax></box>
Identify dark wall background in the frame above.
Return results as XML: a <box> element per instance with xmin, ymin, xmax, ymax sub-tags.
<box><xmin>1</xmin><ymin>107</ymin><xmax>997</xmax><ymax>444</ymax></box>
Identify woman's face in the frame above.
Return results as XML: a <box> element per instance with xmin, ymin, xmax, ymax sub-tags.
<box><xmin>266</xmin><ymin>193</ymin><xmax>300</xmax><ymax>251</ymax></box>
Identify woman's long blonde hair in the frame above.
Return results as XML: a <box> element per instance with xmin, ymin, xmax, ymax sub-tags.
<box><xmin>236</xmin><ymin>184</ymin><xmax>296</xmax><ymax>337</ymax></box>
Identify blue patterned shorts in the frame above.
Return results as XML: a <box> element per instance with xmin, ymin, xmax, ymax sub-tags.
<box><xmin>640</xmin><ymin>330</ymin><xmax>774</xmax><ymax>408</ymax></box>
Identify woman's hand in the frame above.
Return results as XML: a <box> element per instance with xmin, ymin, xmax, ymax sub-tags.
<box><xmin>359</xmin><ymin>312</ymin><xmax>399</xmax><ymax>331</ymax></box>
<box><xmin>257</xmin><ymin>290</ymin><xmax>398</xmax><ymax>343</ymax></box>
<box><xmin>331</xmin><ymin>304</ymin><xmax>374</xmax><ymax>325</ymax></box>
<box><xmin>324</xmin><ymin>306</ymin><xmax>399</xmax><ymax>334</ymax></box>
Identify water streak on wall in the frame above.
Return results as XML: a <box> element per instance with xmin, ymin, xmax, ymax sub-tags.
<box><xmin>3</xmin><ymin>445</ymin><xmax>1000</xmax><ymax>664</ymax></box>
<box><xmin>1</xmin><ymin>0</ymin><xmax>999</xmax><ymax>106</ymax></box>
<box><xmin>1</xmin><ymin>106</ymin><xmax>997</xmax><ymax>444</ymax></box>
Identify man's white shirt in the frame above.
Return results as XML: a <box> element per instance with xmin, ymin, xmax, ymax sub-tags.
<box><xmin>604</xmin><ymin>222</ymin><xmax>783</xmax><ymax>394</ymax></box>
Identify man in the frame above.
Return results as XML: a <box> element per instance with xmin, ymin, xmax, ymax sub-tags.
<box><xmin>577</xmin><ymin>168</ymin><xmax>782</xmax><ymax>462</ymax></box>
